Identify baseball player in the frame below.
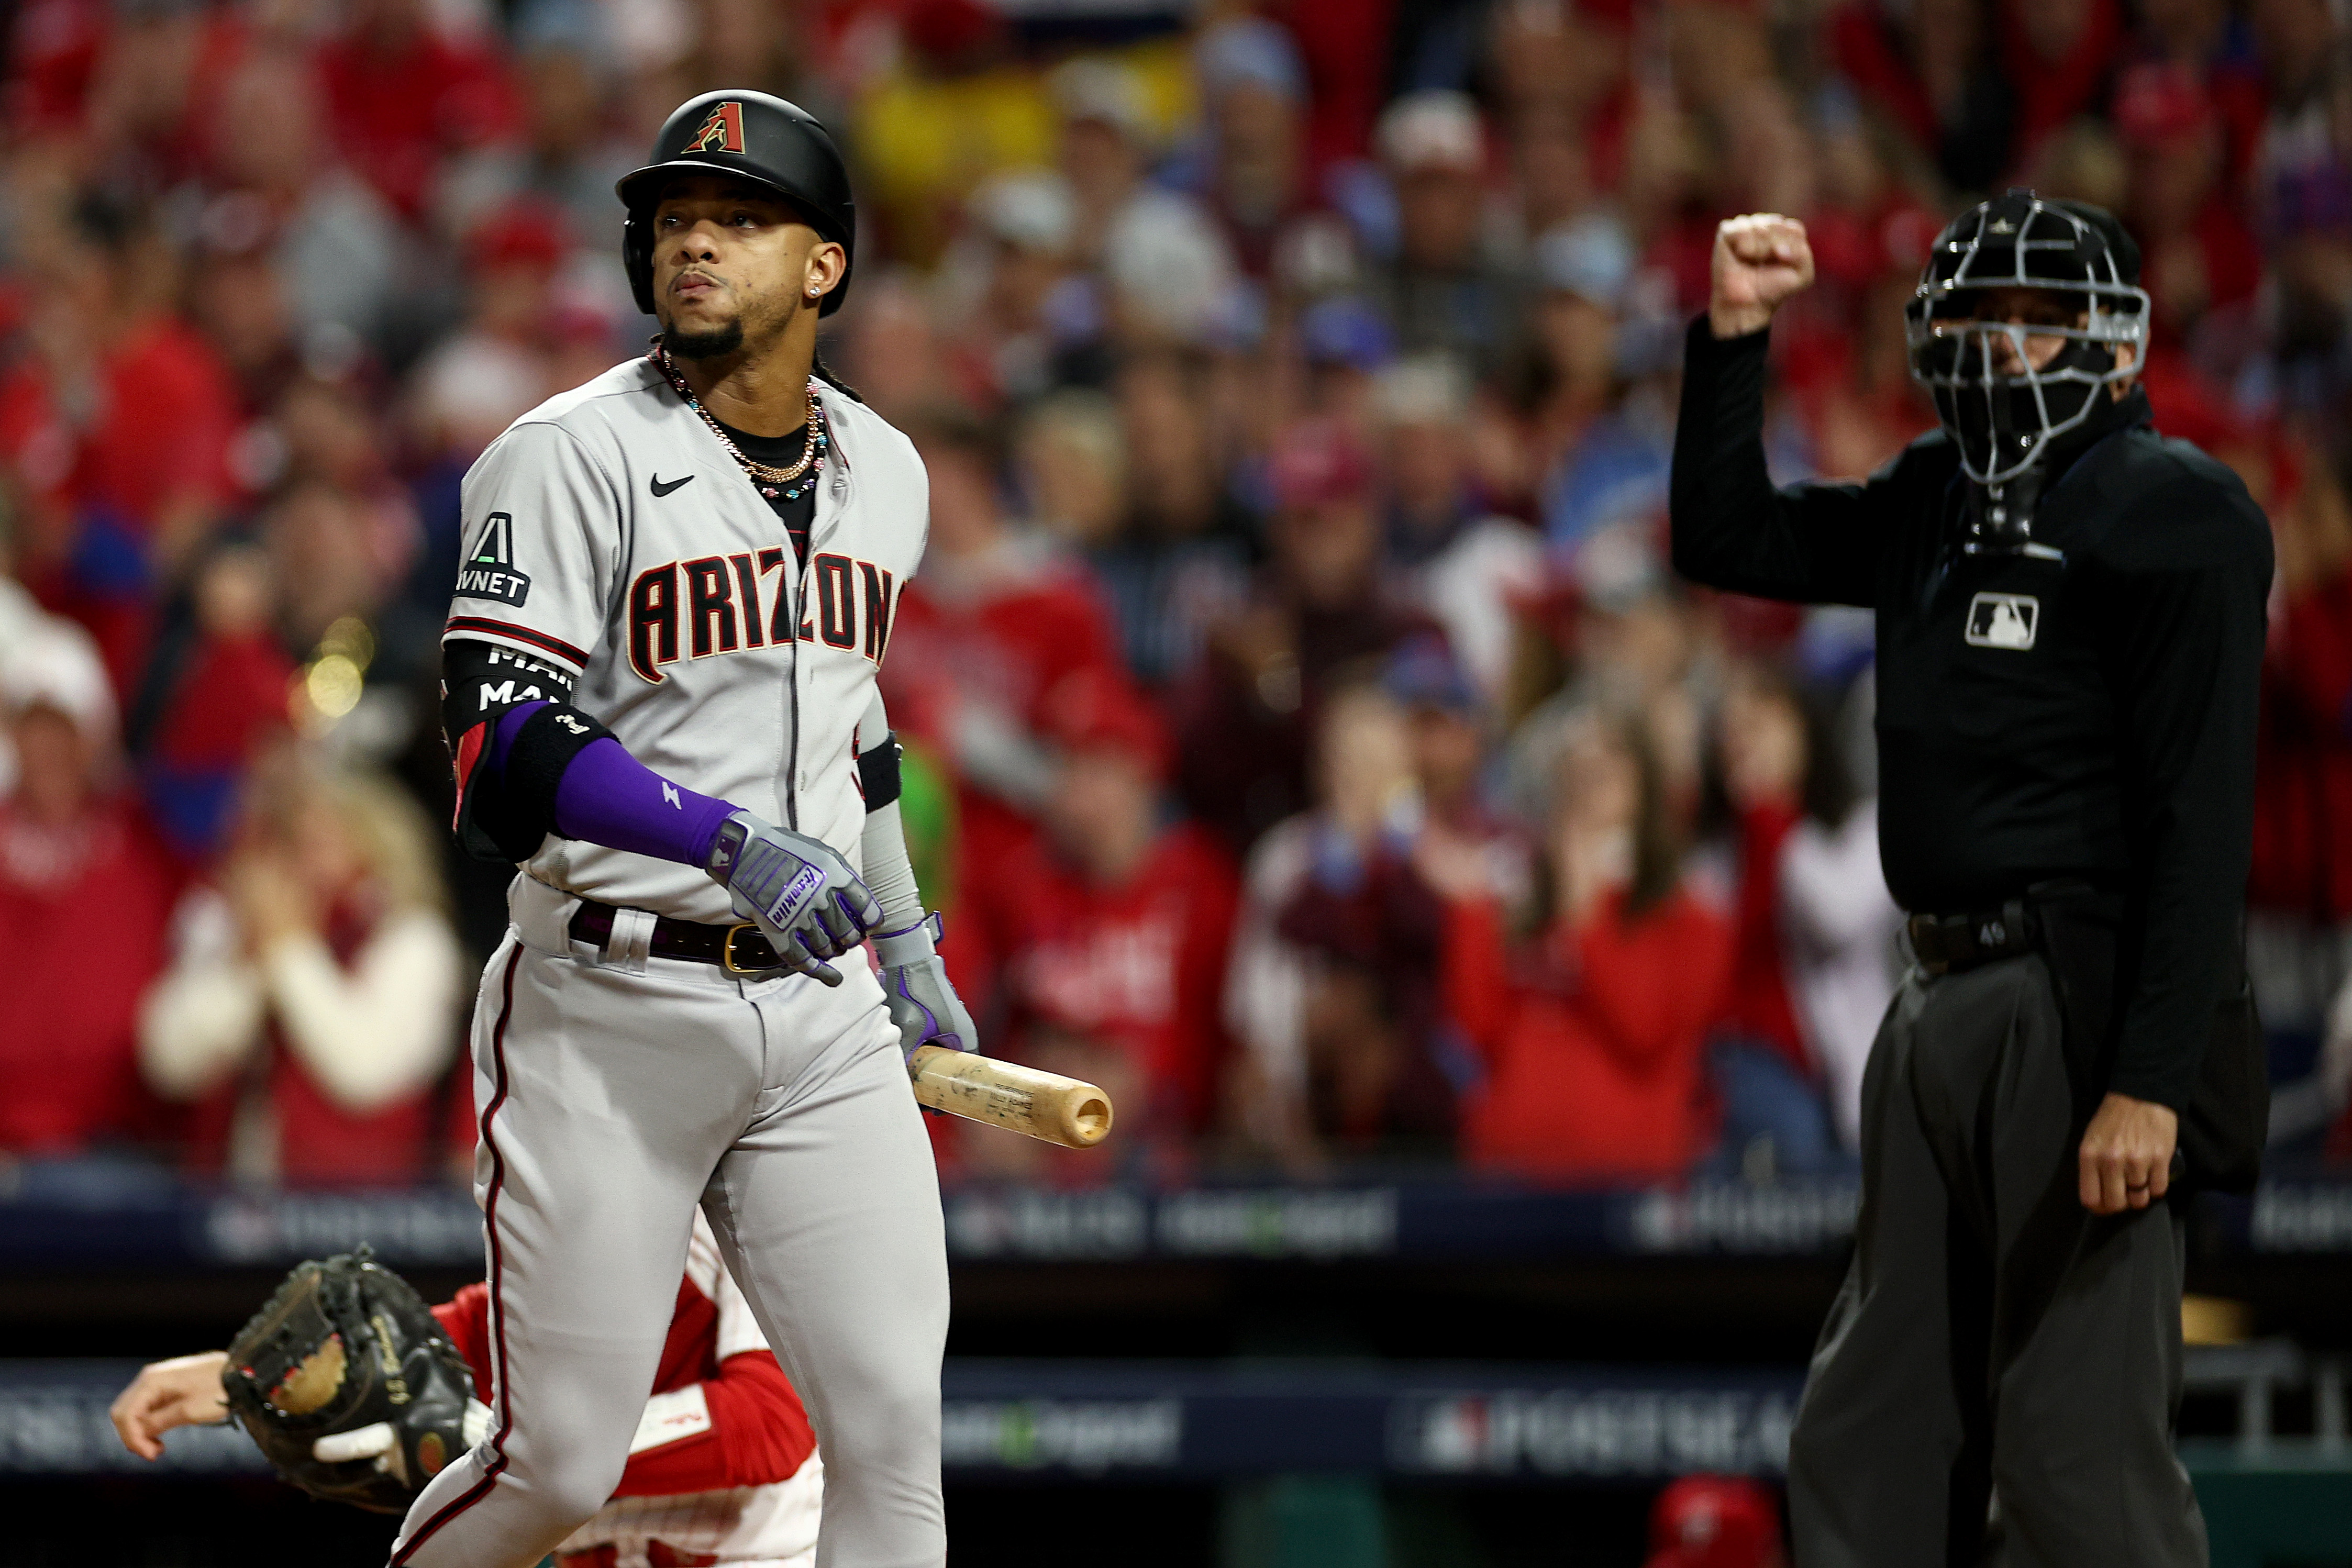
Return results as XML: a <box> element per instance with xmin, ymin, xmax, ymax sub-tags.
<box><xmin>403</xmin><ymin>91</ymin><xmax>973</xmax><ymax>1567</ymax></box>
<box><xmin>110</xmin><ymin>1214</ymin><xmax>825</xmax><ymax>1568</ymax></box>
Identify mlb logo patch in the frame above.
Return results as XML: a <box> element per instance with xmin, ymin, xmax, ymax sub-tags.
<box><xmin>1966</xmin><ymin>592</ymin><xmax>2039</xmax><ymax>650</ymax></box>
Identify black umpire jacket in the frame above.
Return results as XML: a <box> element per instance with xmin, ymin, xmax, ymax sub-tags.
<box><xmin>1668</xmin><ymin>319</ymin><xmax>2272</xmax><ymax>1148</ymax></box>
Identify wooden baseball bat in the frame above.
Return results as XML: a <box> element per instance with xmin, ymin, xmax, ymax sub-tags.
<box><xmin>906</xmin><ymin>1046</ymin><xmax>1114</xmax><ymax>1150</ymax></box>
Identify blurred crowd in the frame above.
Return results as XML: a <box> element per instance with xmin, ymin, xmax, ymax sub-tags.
<box><xmin>3</xmin><ymin>0</ymin><xmax>2352</xmax><ymax>1192</ymax></box>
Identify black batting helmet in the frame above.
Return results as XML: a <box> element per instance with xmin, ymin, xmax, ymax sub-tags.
<box><xmin>1904</xmin><ymin>188</ymin><xmax>2147</xmax><ymax>486</ymax></box>
<box><xmin>617</xmin><ymin>91</ymin><xmax>857</xmax><ymax>318</ymax></box>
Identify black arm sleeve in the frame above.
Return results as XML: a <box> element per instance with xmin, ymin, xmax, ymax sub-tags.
<box><xmin>441</xmin><ymin>639</ymin><xmax>613</xmax><ymax>863</ymax></box>
<box><xmin>858</xmin><ymin>731</ymin><xmax>903</xmax><ymax>812</ymax></box>
<box><xmin>2100</xmin><ymin>479</ymin><xmax>2274</xmax><ymax>1108</ymax></box>
<box><xmin>1667</xmin><ymin>316</ymin><xmax>1898</xmax><ymax>608</ymax></box>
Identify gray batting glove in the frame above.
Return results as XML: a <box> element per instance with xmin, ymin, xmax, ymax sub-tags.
<box><xmin>872</xmin><ymin>913</ymin><xmax>977</xmax><ymax>1060</ymax></box>
<box><xmin>705</xmin><ymin>810</ymin><xmax>882</xmax><ymax>987</ymax></box>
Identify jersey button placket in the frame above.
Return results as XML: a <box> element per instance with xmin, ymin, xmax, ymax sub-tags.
<box><xmin>792</xmin><ymin>437</ymin><xmax>848</xmax><ymax>814</ymax></box>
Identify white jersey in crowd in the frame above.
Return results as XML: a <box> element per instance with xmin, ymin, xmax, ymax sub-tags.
<box><xmin>554</xmin><ymin>1211</ymin><xmax>822</xmax><ymax>1568</ymax></box>
<box><xmin>443</xmin><ymin>358</ymin><xmax>929</xmax><ymax>924</ymax></box>
<box><xmin>1779</xmin><ymin>798</ymin><xmax>1903</xmax><ymax>1151</ymax></box>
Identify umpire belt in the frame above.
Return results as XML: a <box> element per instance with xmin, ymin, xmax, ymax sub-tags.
<box><xmin>1905</xmin><ymin>899</ymin><xmax>2038</xmax><ymax>977</ymax></box>
<box><xmin>569</xmin><ymin>897</ymin><xmax>787</xmax><ymax>975</ymax></box>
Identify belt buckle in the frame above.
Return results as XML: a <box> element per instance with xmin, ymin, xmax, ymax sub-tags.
<box><xmin>721</xmin><ymin>922</ymin><xmax>776</xmax><ymax>975</ymax></box>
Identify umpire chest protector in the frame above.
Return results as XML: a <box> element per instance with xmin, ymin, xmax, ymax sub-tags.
<box><xmin>618</xmin><ymin>91</ymin><xmax>857</xmax><ymax>318</ymax></box>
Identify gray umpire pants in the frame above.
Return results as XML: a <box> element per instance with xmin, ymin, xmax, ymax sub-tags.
<box><xmin>390</xmin><ymin>876</ymin><xmax>949</xmax><ymax>1568</ymax></box>
<box><xmin>1787</xmin><ymin>950</ymin><xmax>2206</xmax><ymax>1568</ymax></box>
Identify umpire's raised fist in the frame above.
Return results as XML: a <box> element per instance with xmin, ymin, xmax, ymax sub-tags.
<box><xmin>1710</xmin><ymin>214</ymin><xmax>1815</xmax><ymax>340</ymax></box>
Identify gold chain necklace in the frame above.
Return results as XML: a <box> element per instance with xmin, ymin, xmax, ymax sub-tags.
<box><xmin>649</xmin><ymin>343</ymin><xmax>828</xmax><ymax>498</ymax></box>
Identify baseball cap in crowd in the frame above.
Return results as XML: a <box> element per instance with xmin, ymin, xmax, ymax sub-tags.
<box><xmin>1377</xmin><ymin>90</ymin><xmax>1485</xmax><ymax>175</ymax></box>
<box><xmin>1375</xmin><ymin>354</ymin><xmax>1472</xmax><ymax>427</ymax></box>
<box><xmin>1572</xmin><ymin>518</ymin><xmax>1667</xmax><ymax>611</ymax></box>
<box><xmin>1268</xmin><ymin>420</ymin><xmax>1374</xmax><ymax>510</ymax></box>
<box><xmin>1</xmin><ymin>615</ymin><xmax>117</xmax><ymax>744</ymax></box>
<box><xmin>1300</xmin><ymin>295</ymin><xmax>1396</xmax><ymax>371</ymax></box>
<box><xmin>1383</xmin><ymin>634</ymin><xmax>1481</xmax><ymax>715</ymax></box>
<box><xmin>1052</xmin><ymin>57</ymin><xmax>1151</xmax><ymax>142</ymax></box>
<box><xmin>1643</xmin><ymin>1476</ymin><xmax>1785</xmax><ymax>1568</ymax></box>
<box><xmin>1044</xmin><ymin>667</ymin><xmax>1169</xmax><ymax>777</ymax></box>
<box><xmin>1103</xmin><ymin>197</ymin><xmax>1240</xmax><ymax>343</ymax></box>
<box><xmin>1533</xmin><ymin>212</ymin><xmax>1636</xmax><ymax>309</ymax></box>
<box><xmin>969</xmin><ymin>169</ymin><xmax>1077</xmax><ymax>254</ymax></box>
<box><xmin>1195</xmin><ymin>17</ymin><xmax>1305</xmax><ymax>103</ymax></box>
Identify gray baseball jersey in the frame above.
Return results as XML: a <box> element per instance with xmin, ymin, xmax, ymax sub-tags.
<box><xmin>442</xmin><ymin>358</ymin><xmax>926</xmax><ymax>924</ymax></box>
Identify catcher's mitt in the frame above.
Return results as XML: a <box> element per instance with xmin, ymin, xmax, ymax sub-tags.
<box><xmin>221</xmin><ymin>1244</ymin><xmax>489</xmax><ymax>1513</ymax></box>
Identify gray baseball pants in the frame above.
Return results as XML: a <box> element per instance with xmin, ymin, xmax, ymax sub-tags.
<box><xmin>1787</xmin><ymin>950</ymin><xmax>2205</xmax><ymax>1568</ymax></box>
<box><xmin>390</xmin><ymin>877</ymin><xmax>949</xmax><ymax>1568</ymax></box>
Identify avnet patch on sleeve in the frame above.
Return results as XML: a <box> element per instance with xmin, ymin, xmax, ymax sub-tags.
<box><xmin>456</xmin><ymin>512</ymin><xmax>534</xmax><ymax>607</ymax></box>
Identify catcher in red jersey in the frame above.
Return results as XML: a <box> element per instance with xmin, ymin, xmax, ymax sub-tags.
<box><xmin>110</xmin><ymin>1214</ymin><xmax>822</xmax><ymax>1568</ymax></box>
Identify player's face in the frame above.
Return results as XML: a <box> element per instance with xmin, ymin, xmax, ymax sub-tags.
<box><xmin>649</xmin><ymin>175</ymin><xmax>846</xmax><ymax>359</ymax></box>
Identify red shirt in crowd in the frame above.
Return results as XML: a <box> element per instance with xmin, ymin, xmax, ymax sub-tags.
<box><xmin>180</xmin><ymin>900</ymin><xmax>443</xmax><ymax>1185</ymax></box>
<box><xmin>146</xmin><ymin>628</ymin><xmax>296</xmax><ymax>777</ymax></box>
<box><xmin>1445</xmin><ymin>888</ymin><xmax>1733</xmax><ymax>1182</ymax></box>
<box><xmin>957</xmin><ymin>819</ymin><xmax>1241</xmax><ymax>1135</ymax></box>
<box><xmin>1714</xmin><ymin>799</ymin><xmax>1811</xmax><ymax>1077</ymax></box>
<box><xmin>5</xmin><ymin>0</ymin><xmax>106</xmax><ymax>131</ymax></box>
<box><xmin>0</xmin><ymin>798</ymin><xmax>180</xmax><ymax>1153</ymax></box>
<box><xmin>0</xmin><ymin>316</ymin><xmax>239</xmax><ymax>685</ymax></box>
<box><xmin>1995</xmin><ymin>0</ymin><xmax>2126</xmax><ymax>164</ymax></box>
<box><xmin>885</xmin><ymin>549</ymin><xmax>1129</xmax><ymax>899</ymax></box>
<box><xmin>886</xmin><ymin>555</ymin><xmax>1125</xmax><ymax>745</ymax></box>
<box><xmin>260</xmin><ymin>1045</ymin><xmax>437</xmax><ymax>1186</ymax></box>
<box><xmin>313</xmin><ymin>22</ymin><xmax>513</xmax><ymax>222</ymax></box>
<box><xmin>2251</xmin><ymin>563</ymin><xmax>2352</xmax><ymax>922</ymax></box>
<box><xmin>0</xmin><ymin>316</ymin><xmax>240</xmax><ymax>533</ymax></box>
<box><xmin>4</xmin><ymin>0</ymin><xmax>249</xmax><ymax>170</ymax></box>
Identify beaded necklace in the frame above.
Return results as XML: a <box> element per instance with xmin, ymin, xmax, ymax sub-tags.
<box><xmin>648</xmin><ymin>342</ymin><xmax>829</xmax><ymax>502</ymax></box>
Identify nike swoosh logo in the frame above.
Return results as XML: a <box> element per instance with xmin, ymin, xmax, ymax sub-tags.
<box><xmin>650</xmin><ymin>473</ymin><xmax>695</xmax><ymax>497</ymax></box>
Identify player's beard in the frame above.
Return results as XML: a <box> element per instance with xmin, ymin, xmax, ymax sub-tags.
<box><xmin>663</xmin><ymin>319</ymin><xmax>744</xmax><ymax>360</ymax></box>
<box><xmin>662</xmin><ymin>284</ymin><xmax>796</xmax><ymax>362</ymax></box>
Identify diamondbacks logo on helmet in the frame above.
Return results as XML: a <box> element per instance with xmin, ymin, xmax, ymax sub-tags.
<box><xmin>682</xmin><ymin>102</ymin><xmax>747</xmax><ymax>154</ymax></box>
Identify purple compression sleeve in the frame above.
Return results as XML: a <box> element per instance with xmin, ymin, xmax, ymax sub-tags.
<box><xmin>489</xmin><ymin>702</ymin><xmax>737</xmax><ymax>866</ymax></box>
<box><xmin>554</xmin><ymin>739</ymin><xmax>737</xmax><ymax>866</ymax></box>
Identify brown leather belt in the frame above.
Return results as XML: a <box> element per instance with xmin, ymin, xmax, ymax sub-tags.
<box><xmin>568</xmin><ymin>897</ymin><xmax>786</xmax><ymax>973</ymax></box>
<box><xmin>1906</xmin><ymin>898</ymin><xmax>2038</xmax><ymax>976</ymax></box>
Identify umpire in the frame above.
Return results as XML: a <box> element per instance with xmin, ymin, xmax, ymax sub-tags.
<box><xmin>1671</xmin><ymin>189</ymin><xmax>2272</xmax><ymax>1568</ymax></box>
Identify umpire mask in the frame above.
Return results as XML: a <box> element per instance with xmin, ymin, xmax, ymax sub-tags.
<box><xmin>1905</xmin><ymin>190</ymin><xmax>2148</xmax><ymax>551</ymax></box>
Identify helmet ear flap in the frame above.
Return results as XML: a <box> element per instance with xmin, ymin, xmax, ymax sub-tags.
<box><xmin>623</xmin><ymin>211</ymin><xmax>656</xmax><ymax>316</ymax></box>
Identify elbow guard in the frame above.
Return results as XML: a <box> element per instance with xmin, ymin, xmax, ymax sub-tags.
<box><xmin>443</xmin><ymin>640</ymin><xmax>613</xmax><ymax>862</ymax></box>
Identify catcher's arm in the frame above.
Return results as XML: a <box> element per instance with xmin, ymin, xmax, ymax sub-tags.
<box><xmin>110</xmin><ymin>1351</ymin><xmax>231</xmax><ymax>1461</ymax></box>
